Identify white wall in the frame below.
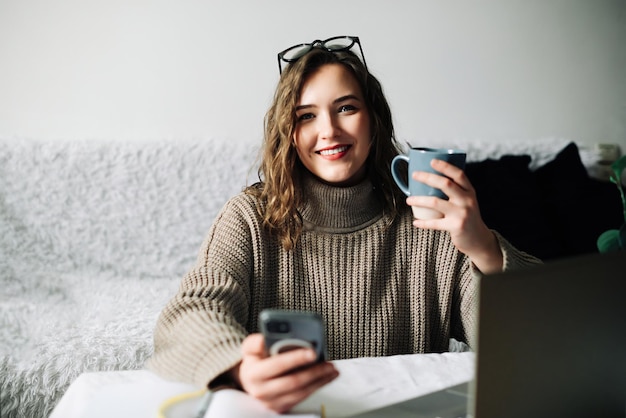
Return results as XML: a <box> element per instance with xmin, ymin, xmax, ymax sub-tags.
<box><xmin>1</xmin><ymin>0</ymin><xmax>625</xmax><ymax>149</ymax></box>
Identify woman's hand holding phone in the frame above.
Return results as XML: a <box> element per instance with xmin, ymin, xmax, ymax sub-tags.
<box><xmin>234</xmin><ymin>333</ymin><xmax>339</xmax><ymax>413</ymax></box>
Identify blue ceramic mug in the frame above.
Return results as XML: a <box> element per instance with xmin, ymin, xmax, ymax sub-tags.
<box><xmin>391</xmin><ymin>147</ymin><xmax>466</xmax><ymax>219</ymax></box>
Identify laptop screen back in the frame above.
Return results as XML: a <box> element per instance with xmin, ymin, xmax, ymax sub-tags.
<box><xmin>473</xmin><ymin>250</ymin><xmax>626</xmax><ymax>418</ymax></box>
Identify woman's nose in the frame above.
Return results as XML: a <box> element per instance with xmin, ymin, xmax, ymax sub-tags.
<box><xmin>319</xmin><ymin>113</ymin><xmax>341</xmax><ymax>140</ymax></box>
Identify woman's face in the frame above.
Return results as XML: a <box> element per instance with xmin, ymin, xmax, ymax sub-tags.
<box><xmin>293</xmin><ymin>63</ymin><xmax>371</xmax><ymax>187</ymax></box>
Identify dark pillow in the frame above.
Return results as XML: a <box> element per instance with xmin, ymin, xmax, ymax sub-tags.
<box><xmin>533</xmin><ymin>142</ymin><xmax>623</xmax><ymax>258</ymax></box>
<box><xmin>466</xmin><ymin>155</ymin><xmax>565</xmax><ymax>260</ymax></box>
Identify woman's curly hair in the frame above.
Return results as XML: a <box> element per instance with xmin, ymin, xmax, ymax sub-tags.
<box><xmin>246</xmin><ymin>47</ymin><xmax>405</xmax><ymax>250</ymax></box>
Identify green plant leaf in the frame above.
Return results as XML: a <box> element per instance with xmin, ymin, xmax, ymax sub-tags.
<box><xmin>609</xmin><ymin>155</ymin><xmax>626</xmax><ymax>222</ymax></box>
<box><xmin>597</xmin><ymin>229</ymin><xmax>621</xmax><ymax>253</ymax></box>
<box><xmin>611</xmin><ymin>155</ymin><xmax>626</xmax><ymax>184</ymax></box>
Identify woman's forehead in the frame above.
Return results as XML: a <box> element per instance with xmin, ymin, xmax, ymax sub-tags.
<box><xmin>297</xmin><ymin>64</ymin><xmax>363</xmax><ymax>104</ymax></box>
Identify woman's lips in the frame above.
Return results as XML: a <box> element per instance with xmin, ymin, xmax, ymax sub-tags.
<box><xmin>316</xmin><ymin>145</ymin><xmax>351</xmax><ymax>159</ymax></box>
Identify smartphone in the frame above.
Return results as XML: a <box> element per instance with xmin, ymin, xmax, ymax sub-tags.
<box><xmin>259</xmin><ymin>309</ymin><xmax>326</xmax><ymax>362</ymax></box>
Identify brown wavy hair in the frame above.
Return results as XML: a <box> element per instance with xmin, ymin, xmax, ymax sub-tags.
<box><xmin>246</xmin><ymin>47</ymin><xmax>405</xmax><ymax>250</ymax></box>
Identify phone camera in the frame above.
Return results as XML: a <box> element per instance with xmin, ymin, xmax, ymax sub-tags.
<box><xmin>267</xmin><ymin>321</ymin><xmax>290</xmax><ymax>333</ymax></box>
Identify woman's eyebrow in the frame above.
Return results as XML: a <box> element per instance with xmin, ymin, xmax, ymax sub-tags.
<box><xmin>296</xmin><ymin>94</ymin><xmax>361</xmax><ymax>112</ymax></box>
<box><xmin>296</xmin><ymin>94</ymin><xmax>362</xmax><ymax>111</ymax></box>
<box><xmin>334</xmin><ymin>94</ymin><xmax>361</xmax><ymax>104</ymax></box>
<box><xmin>295</xmin><ymin>103</ymin><xmax>315</xmax><ymax>111</ymax></box>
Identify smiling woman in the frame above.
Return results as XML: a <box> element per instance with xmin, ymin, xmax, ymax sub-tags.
<box><xmin>293</xmin><ymin>64</ymin><xmax>371</xmax><ymax>187</ymax></box>
<box><xmin>147</xmin><ymin>36</ymin><xmax>541</xmax><ymax>414</ymax></box>
<box><xmin>252</xmin><ymin>45</ymin><xmax>400</xmax><ymax>251</ymax></box>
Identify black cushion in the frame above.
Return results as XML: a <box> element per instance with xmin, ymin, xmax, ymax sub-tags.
<box><xmin>466</xmin><ymin>155</ymin><xmax>565</xmax><ymax>260</ymax></box>
<box><xmin>533</xmin><ymin>142</ymin><xmax>623</xmax><ymax>258</ymax></box>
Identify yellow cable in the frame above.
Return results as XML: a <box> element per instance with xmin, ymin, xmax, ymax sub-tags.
<box><xmin>157</xmin><ymin>388</ymin><xmax>208</xmax><ymax>418</ymax></box>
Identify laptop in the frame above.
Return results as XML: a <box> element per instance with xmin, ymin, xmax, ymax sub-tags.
<box><xmin>353</xmin><ymin>250</ymin><xmax>626</xmax><ymax>418</ymax></box>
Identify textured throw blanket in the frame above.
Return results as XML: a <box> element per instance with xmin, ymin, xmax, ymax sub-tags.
<box><xmin>0</xmin><ymin>138</ymin><xmax>259</xmax><ymax>418</ymax></box>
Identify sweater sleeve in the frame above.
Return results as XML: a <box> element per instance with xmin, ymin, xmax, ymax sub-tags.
<box><xmin>147</xmin><ymin>195</ymin><xmax>257</xmax><ymax>388</ymax></box>
<box><xmin>495</xmin><ymin>230</ymin><xmax>543</xmax><ymax>271</ymax></box>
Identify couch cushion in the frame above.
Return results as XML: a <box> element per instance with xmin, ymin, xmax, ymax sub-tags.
<box><xmin>533</xmin><ymin>142</ymin><xmax>624</xmax><ymax>257</ymax></box>
<box><xmin>466</xmin><ymin>155</ymin><xmax>565</xmax><ymax>260</ymax></box>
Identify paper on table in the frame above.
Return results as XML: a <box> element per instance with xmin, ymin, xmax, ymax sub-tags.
<box><xmin>62</xmin><ymin>353</ymin><xmax>474</xmax><ymax>418</ymax></box>
<box><xmin>200</xmin><ymin>352</ymin><xmax>474</xmax><ymax>418</ymax></box>
<box><xmin>68</xmin><ymin>371</ymin><xmax>320</xmax><ymax>418</ymax></box>
<box><xmin>292</xmin><ymin>352</ymin><xmax>475</xmax><ymax>417</ymax></box>
<box><xmin>202</xmin><ymin>389</ymin><xmax>320</xmax><ymax>418</ymax></box>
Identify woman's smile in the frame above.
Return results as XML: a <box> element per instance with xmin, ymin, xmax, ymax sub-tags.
<box><xmin>316</xmin><ymin>144</ymin><xmax>351</xmax><ymax>158</ymax></box>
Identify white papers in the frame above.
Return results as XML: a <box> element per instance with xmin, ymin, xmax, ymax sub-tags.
<box><xmin>203</xmin><ymin>389</ymin><xmax>320</xmax><ymax>418</ymax></box>
<box><xmin>50</xmin><ymin>352</ymin><xmax>475</xmax><ymax>418</ymax></box>
<box><xmin>173</xmin><ymin>351</ymin><xmax>475</xmax><ymax>418</ymax></box>
<box><xmin>294</xmin><ymin>352</ymin><xmax>474</xmax><ymax>417</ymax></box>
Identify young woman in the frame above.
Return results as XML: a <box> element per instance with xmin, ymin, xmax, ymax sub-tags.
<box><xmin>149</xmin><ymin>36</ymin><xmax>540</xmax><ymax>413</ymax></box>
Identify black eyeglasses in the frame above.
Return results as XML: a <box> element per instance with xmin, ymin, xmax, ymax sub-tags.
<box><xmin>277</xmin><ymin>35</ymin><xmax>367</xmax><ymax>74</ymax></box>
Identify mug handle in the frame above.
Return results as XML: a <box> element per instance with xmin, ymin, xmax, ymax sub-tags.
<box><xmin>391</xmin><ymin>155</ymin><xmax>410</xmax><ymax>196</ymax></box>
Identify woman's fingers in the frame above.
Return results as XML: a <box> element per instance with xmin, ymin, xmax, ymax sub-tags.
<box><xmin>240</xmin><ymin>333</ymin><xmax>267</xmax><ymax>358</ymax></box>
<box><xmin>241</xmin><ymin>333</ymin><xmax>319</xmax><ymax>380</ymax></box>
<box><xmin>252</xmin><ymin>361</ymin><xmax>338</xmax><ymax>411</ymax></box>
<box><xmin>259</xmin><ymin>363</ymin><xmax>339</xmax><ymax>413</ymax></box>
<box><xmin>407</xmin><ymin>159</ymin><xmax>477</xmax><ymax>214</ymax></box>
<box><xmin>238</xmin><ymin>333</ymin><xmax>339</xmax><ymax>413</ymax></box>
<box><xmin>252</xmin><ymin>347</ymin><xmax>319</xmax><ymax>382</ymax></box>
<box><xmin>430</xmin><ymin>159</ymin><xmax>472</xmax><ymax>190</ymax></box>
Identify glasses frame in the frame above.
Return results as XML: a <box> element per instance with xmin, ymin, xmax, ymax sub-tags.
<box><xmin>277</xmin><ymin>35</ymin><xmax>367</xmax><ymax>74</ymax></box>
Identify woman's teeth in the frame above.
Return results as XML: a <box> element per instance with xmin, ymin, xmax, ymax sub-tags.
<box><xmin>319</xmin><ymin>146</ymin><xmax>349</xmax><ymax>156</ymax></box>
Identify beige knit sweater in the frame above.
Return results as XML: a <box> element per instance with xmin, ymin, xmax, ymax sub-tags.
<box><xmin>149</xmin><ymin>174</ymin><xmax>539</xmax><ymax>388</ymax></box>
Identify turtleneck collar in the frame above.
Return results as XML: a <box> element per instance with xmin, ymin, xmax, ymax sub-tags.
<box><xmin>298</xmin><ymin>172</ymin><xmax>384</xmax><ymax>233</ymax></box>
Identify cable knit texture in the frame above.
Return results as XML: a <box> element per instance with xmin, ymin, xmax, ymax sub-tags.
<box><xmin>148</xmin><ymin>174</ymin><xmax>540</xmax><ymax>388</ymax></box>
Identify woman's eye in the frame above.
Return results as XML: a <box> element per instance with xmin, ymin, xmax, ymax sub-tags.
<box><xmin>339</xmin><ymin>104</ymin><xmax>356</xmax><ymax>113</ymax></box>
<box><xmin>297</xmin><ymin>113</ymin><xmax>314</xmax><ymax>121</ymax></box>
